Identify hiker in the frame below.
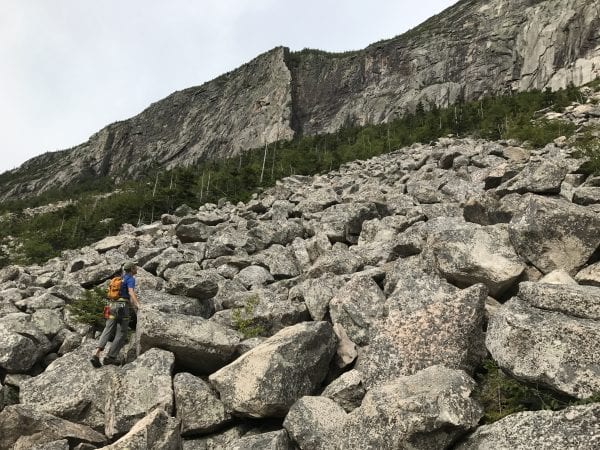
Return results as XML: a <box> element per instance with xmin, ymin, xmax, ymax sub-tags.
<box><xmin>90</xmin><ymin>261</ymin><xmax>141</xmax><ymax>367</ymax></box>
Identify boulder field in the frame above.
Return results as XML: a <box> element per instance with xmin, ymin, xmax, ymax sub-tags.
<box><xmin>2</xmin><ymin>130</ymin><xmax>600</xmax><ymax>448</ymax></box>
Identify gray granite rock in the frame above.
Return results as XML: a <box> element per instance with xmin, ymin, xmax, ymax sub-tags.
<box><xmin>486</xmin><ymin>297</ymin><xmax>600</xmax><ymax>399</ymax></box>
<box><xmin>104</xmin><ymin>348</ymin><xmax>175</xmax><ymax>439</ymax></box>
<box><xmin>209</xmin><ymin>321</ymin><xmax>336</xmax><ymax>418</ymax></box>
<box><xmin>283</xmin><ymin>396</ymin><xmax>347</xmax><ymax>449</ymax></box>
<box><xmin>357</xmin><ymin>284</ymin><xmax>487</xmax><ymax>388</ymax></box>
<box><xmin>329</xmin><ymin>274</ymin><xmax>386</xmax><ymax>346</ymax></box>
<box><xmin>136</xmin><ymin>308</ymin><xmax>241</xmax><ymax>374</ymax></box>
<box><xmin>0</xmin><ymin>405</ymin><xmax>106</xmax><ymax>450</ymax></box>
<box><xmin>508</xmin><ymin>194</ymin><xmax>600</xmax><ymax>274</ymax></box>
<box><xmin>342</xmin><ymin>366</ymin><xmax>482</xmax><ymax>450</ymax></box>
<box><xmin>456</xmin><ymin>404</ymin><xmax>600</xmax><ymax>450</ymax></box>
<box><xmin>101</xmin><ymin>408</ymin><xmax>181</xmax><ymax>450</ymax></box>
<box><xmin>174</xmin><ymin>372</ymin><xmax>232</xmax><ymax>437</ymax></box>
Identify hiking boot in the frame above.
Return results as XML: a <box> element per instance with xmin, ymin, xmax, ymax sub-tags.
<box><xmin>89</xmin><ymin>355</ymin><xmax>101</xmax><ymax>368</ymax></box>
<box><xmin>103</xmin><ymin>356</ymin><xmax>120</xmax><ymax>366</ymax></box>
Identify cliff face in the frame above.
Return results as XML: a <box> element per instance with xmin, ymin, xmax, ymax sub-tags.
<box><xmin>1</xmin><ymin>0</ymin><xmax>599</xmax><ymax>200</ymax></box>
<box><xmin>288</xmin><ymin>0</ymin><xmax>600</xmax><ymax>134</ymax></box>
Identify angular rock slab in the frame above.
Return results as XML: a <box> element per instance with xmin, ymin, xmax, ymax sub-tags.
<box><xmin>165</xmin><ymin>265</ymin><xmax>223</xmax><ymax>300</ymax></box>
<box><xmin>329</xmin><ymin>274</ymin><xmax>386</xmax><ymax>345</ymax></box>
<box><xmin>486</xmin><ymin>298</ymin><xmax>600</xmax><ymax>399</ymax></box>
<box><xmin>102</xmin><ymin>408</ymin><xmax>181</xmax><ymax>450</ymax></box>
<box><xmin>518</xmin><ymin>281</ymin><xmax>600</xmax><ymax>320</ymax></box>
<box><xmin>509</xmin><ymin>194</ymin><xmax>600</xmax><ymax>275</ymax></box>
<box><xmin>0</xmin><ymin>405</ymin><xmax>106</xmax><ymax>450</ymax></box>
<box><xmin>575</xmin><ymin>261</ymin><xmax>600</xmax><ymax>287</ymax></box>
<box><xmin>321</xmin><ymin>369</ymin><xmax>366</xmax><ymax>412</ymax></box>
<box><xmin>283</xmin><ymin>396</ymin><xmax>348</xmax><ymax>449</ymax></box>
<box><xmin>0</xmin><ymin>313</ymin><xmax>52</xmax><ymax>373</ymax></box>
<box><xmin>289</xmin><ymin>273</ymin><xmax>344</xmax><ymax>321</ymax></box>
<box><xmin>456</xmin><ymin>404</ymin><xmax>600</xmax><ymax>450</ymax></box>
<box><xmin>229</xmin><ymin>430</ymin><xmax>293</xmax><ymax>450</ymax></box>
<box><xmin>310</xmin><ymin>366</ymin><xmax>482</xmax><ymax>450</ymax></box>
<box><xmin>19</xmin><ymin>342</ymin><xmax>116</xmax><ymax>430</ymax></box>
<box><xmin>105</xmin><ymin>348</ymin><xmax>175</xmax><ymax>439</ymax></box>
<box><xmin>495</xmin><ymin>159</ymin><xmax>570</xmax><ymax>196</ymax></box>
<box><xmin>356</xmin><ymin>284</ymin><xmax>487</xmax><ymax>388</ymax></box>
<box><xmin>252</xmin><ymin>244</ymin><xmax>300</xmax><ymax>279</ymax></box>
<box><xmin>136</xmin><ymin>308</ymin><xmax>240</xmax><ymax>374</ymax></box>
<box><xmin>174</xmin><ymin>372</ymin><xmax>232</xmax><ymax>437</ymax></box>
<box><xmin>140</xmin><ymin>289</ymin><xmax>213</xmax><ymax>318</ymax></box>
<box><xmin>426</xmin><ymin>222</ymin><xmax>525</xmax><ymax>297</ymax></box>
<box><xmin>209</xmin><ymin>321</ymin><xmax>337</xmax><ymax>418</ymax></box>
<box><xmin>384</xmin><ymin>257</ymin><xmax>458</xmax><ymax>311</ymax></box>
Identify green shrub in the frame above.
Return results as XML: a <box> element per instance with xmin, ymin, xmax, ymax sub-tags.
<box><xmin>575</xmin><ymin>136</ymin><xmax>600</xmax><ymax>175</ymax></box>
<box><xmin>231</xmin><ymin>295</ymin><xmax>266</xmax><ymax>339</ymax></box>
<box><xmin>67</xmin><ymin>287</ymin><xmax>107</xmax><ymax>330</ymax></box>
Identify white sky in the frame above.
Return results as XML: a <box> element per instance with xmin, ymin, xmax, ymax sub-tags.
<box><xmin>0</xmin><ymin>0</ymin><xmax>456</xmax><ymax>175</ymax></box>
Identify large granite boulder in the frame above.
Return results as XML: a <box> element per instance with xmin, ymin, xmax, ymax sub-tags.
<box><xmin>252</xmin><ymin>245</ymin><xmax>300</xmax><ymax>279</ymax></box>
<box><xmin>339</xmin><ymin>366</ymin><xmax>482</xmax><ymax>449</ymax></box>
<box><xmin>164</xmin><ymin>264</ymin><xmax>223</xmax><ymax>300</ymax></box>
<box><xmin>317</xmin><ymin>202</ymin><xmax>379</xmax><ymax>243</ymax></box>
<box><xmin>174</xmin><ymin>372</ymin><xmax>232</xmax><ymax>437</ymax></box>
<box><xmin>19</xmin><ymin>342</ymin><xmax>116</xmax><ymax>430</ymax></box>
<box><xmin>0</xmin><ymin>313</ymin><xmax>52</xmax><ymax>373</ymax></box>
<box><xmin>508</xmin><ymin>194</ymin><xmax>600</xmax><ymax>274</ymax></box>
<box><xmin>517</xmin><ymin>281</ymin><xmax>600</xmax><ymax>320</ymax></box>
<box><xmin>31</xmin><ymin>308</ymin><xmax>64</xmax><ymax>338</ymax></box>
<box><xmin>495</xmin><ymin>159</ymin><xmax>570</xmax><ymax>196</ymax></box>
<box><xmin>139</xmin><ymin>289</ymin><xmax>213</xmax><ymax>318</ymax></box>
<box><xmin>456</xmin><ymin>404</ymin><xmax>600</xmax><ymax>450</ymax></box>
<box><xmin>294</xmin><ymin>187</ymin><xmax>341</xmax><ymax>214</ymax></box>
<box><xmin>104</xmin><ymin>348</ymin><xmax>175</xmax><ymax>439</ymax></box>
<box><xmin>283</xmin><ymin>396</ymin><xmax>348</xmax><ymax>449</ymax></box>
<box><xmin>0</xmin><ymin>405</ymin><xmax>107</xmax><ymax>450</ymax></box>
<box><xmin>136</xmin><ymin>308</ymin><xmax>241</xmax><ymax>374</ymax></box>
<box><xmin>307</xmin><ymin>245</ymin><xmax>364</xmax><ymax>277</ymax></box>
<box><xmin>209</xmin><ymin>321</ymin><xmax>337</xmax><ymax>418</ymax></box>
<box><xmin>69</xmin><ymin>262</ymin><xmax>120</xmax><ymax>288</ymax></box>
<box><xmin>101</xmin><ymin>408</ymin><xmax>181</xmax><ymax>450</ymax></box>
<box><xmin>175</xmin><ymin>219</ymin><xmax>214</xmax><ymax>243</ymax></box>
<box><xmin>357</xmin><ymin>284</ymin><xmax>487</xmax><ymax>388</ymax></box>
<box><xmin>289</xmin><ymin>273</ymin><xmax>344</xmax><ymax>321</ymax></box>
<box><xmin>384</xmin><ymin>257</ymin><xmax>458</xmax><ymax>312</ymax></box>
<box><xmin>247</xmin><ymin>220</ymin><xmax>305</xmax><ymax>251</ymax></box>
<box><xmin>212</xmin><ymin>287</ymin><xmax>310</xmax><ymax>337</ymax></box>
<box><xmin>425</xmin><ymin>222</ymin><xmax>526</xmax><ymax>297</ymax></box>
<box><xmin>234</xmin><ymin>265</ymin><xmax>275</xmax><ymax>288</ymax></box>
<box><xmin>329</xmin><ymin>274</ymin><xmax>386</xmax><ymax>345</ymax></box>
<box><xmin>486</xmin><ymin>297</ymin><xmax>600</xmax><ymax>398</ymax></box>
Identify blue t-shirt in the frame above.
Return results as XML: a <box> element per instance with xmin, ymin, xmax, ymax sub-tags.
<box><xmin>119</xmin><ymin>273</ymin><xmax>136</xmax><ymax>299</ymax></box>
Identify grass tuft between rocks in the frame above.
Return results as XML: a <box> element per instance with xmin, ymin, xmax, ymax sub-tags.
<box><xmin>232</xmin><ymin>294</ymin><xmax>266</xmax><ymax>339</ymax></box>
<box><xmin>474</xmin><ymin>357</ymin><xmax>600</xmax><ymax>424</ymax></box>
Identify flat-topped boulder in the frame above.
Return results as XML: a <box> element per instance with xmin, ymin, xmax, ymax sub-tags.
<box><xmin>487</xmin><ymin>297</ymin><xmax>600</xmax><ymax>399</ymax></box>
<box><xmin>136</xmin><ymin>308</ymin><xmax>241</xmax><ymax>374</ymax></box>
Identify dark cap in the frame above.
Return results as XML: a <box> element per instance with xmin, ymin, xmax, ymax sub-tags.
<box><xmin>123</xmin><ymin>261</ymin><xmax>137</xmax><ymax>271</ymax></box>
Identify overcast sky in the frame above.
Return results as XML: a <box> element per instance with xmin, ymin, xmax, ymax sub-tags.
<box><xmin>0</xmin><ymin>0</ymin><xmax>456</xmax><ymax>175</ymax></box>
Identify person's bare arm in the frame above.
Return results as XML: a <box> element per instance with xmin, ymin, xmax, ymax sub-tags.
<box><xmin>129</xmin><ymin>288</ymin><xmax>141</xmax><ymax>310</ymax></box>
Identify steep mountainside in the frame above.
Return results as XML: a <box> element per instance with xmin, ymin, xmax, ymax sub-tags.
<box><xmin>1</xmin><ymin>122</ymin><xmax>600</xmax><ymax>447</ymax></box>
<box><xmin>1</xmin><ymin>0</ymin><xmax>599</xmax><ymax>201</ymax></box>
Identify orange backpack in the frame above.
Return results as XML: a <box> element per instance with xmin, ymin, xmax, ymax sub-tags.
<box><xmin>107</xmin><ymin>276</ymin><xmax>123</xmax><ymax>300</ymax></box>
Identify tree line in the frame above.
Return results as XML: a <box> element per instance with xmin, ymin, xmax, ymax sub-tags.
<box><xmin>0</xmin><ymin>82</ymin><xmax>592</xmax><ymax>267</ymax></box>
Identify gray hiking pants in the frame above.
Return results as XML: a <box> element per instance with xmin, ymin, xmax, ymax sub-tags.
<box><xmin>97</xmin><ymin>301</ymin><xmax>130</xmax><ymax>358</ymax></box>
